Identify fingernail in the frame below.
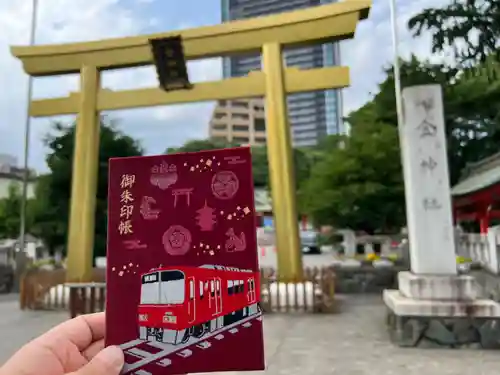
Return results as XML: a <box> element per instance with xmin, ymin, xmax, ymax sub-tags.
<box><xmin>98</xmin><ymin>345</ymin><xmax>124</xmax><ymax>371</ymax></box>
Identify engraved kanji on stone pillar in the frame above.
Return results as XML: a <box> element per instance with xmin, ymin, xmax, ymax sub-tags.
<box><xmin>401</xmin><ymin>85</ymin><xmax>457</xmax><ymax>275</ymax></box>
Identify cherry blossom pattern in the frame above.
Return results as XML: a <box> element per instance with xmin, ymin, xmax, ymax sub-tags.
<box><xmin>111</xmin><ymin>262</ymin><xmax>139</xmax><ymax>276</ymax></box>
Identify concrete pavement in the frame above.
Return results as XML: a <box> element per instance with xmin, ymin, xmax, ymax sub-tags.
<box><xmin>1</xmin><ymin>295</ymin><xmax>499</xmax><ymax>374</ymax></box>
<box><xmin>0</xmin><ymin>299</ymin><xmax>67</xmax><ymax>363</ymax></box>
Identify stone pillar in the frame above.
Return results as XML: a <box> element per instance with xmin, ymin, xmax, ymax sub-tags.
<box><xmin>364</xmin><ymin>242</ymin><xmax>374</xmax><ymax>255</ymax></box>
<box><xmin>381</xmin><ymin>238</ymin><xmax>391</xmax><ymax>257</ymax></box>
<box><xmin>340</xmin><ymin>229</ymin><xmax>356</xmax><ymax>257</ymax></box>
<box><xmin>383</xmin><ymin>85</ymin><xmax>500</xmax><ymax>349</ymax></box>
<box><xmin>400</xmin><ymin>85</ymin><xmax>456</xmax><ymax>274</ymax></box>
<box><xmin>487</xmin><ymin>226</ymin><xmax>500</xmax><ymax>274</ymax></box>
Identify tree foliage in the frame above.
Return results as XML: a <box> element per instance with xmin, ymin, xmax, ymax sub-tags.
<box><xmin>346</xmin><ymin>56</ymin><xmax>500</xmax><ymax>186</ymax></box>
<box><xmin>165</xmin><ymin>139</ymin><xmax>269</xmax><ymax>187</ymax></box>
<box><xmin>0</xmin><ymin>184</ymin><xmax>35</xmax><ymax>239</ymax></box>
<box><xmin>31</xmin><ymin>119</ymin><xmax>143</xmax><ymax>258</ymax></box>
<box><xmin>166</xmin><ymin>139</ymin><xmax>239</xmax><ymax>154</ymax></box>
<box><xmin>301</xmin><ymin>125</ymin><xmax>405</xmax><ymax>234</ymax></box>
<box><xmin>301</xmin><ymin>52</ymin><xmax>500</xmax><ymax>232</ymax></box>
<box><xmin>166</xmin><ymin>138</ymin><xmax>313</xmax><ymax>190</ymax></box>
<box><xmin>408</xmin><ymin>0</ymin><xmax>500</xmax><ymax>78</ymax></box>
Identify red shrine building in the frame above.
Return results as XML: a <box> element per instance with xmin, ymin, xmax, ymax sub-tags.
<box><xmin>451</xmin><ymin>152</ymin><xmax>500</xmax><ymax>233</ymax></box>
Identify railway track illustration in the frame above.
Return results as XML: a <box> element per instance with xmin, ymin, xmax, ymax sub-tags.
<box><xmin>121</xmin><ymin>313</ymin><xmax>263</xmax><ymax>374</ymax></box>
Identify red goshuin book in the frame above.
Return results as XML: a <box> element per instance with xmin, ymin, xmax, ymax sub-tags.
<box><xmin>105</xmin><ymin>147</ymin><xmax>264</xmax><ymax>375</ymax></box>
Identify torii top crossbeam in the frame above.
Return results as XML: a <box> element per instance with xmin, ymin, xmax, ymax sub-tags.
<box><xmin>11</xmin><ymin>0</ymin><xmax>370</xmax><ymax>76</ymax></box>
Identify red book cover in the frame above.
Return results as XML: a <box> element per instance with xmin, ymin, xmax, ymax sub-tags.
<box><xmin>105</xmin><ymin>147</ymin><xmax>264</xmax><ymax>375</ymax></box>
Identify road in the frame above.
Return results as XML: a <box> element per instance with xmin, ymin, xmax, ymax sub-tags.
<box><xmin>1</xmin><ymin>295</ymin><xmax>499</xmax><ymax>375</ymax></box>
<box><xmin>258</xmin><ymin>246</ymin><xmax>335</xmax><ymax>268</ymax></box>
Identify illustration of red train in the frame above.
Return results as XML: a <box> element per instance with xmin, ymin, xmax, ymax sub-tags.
<box><xmin>137</xmin><ymin>264</ymin><xmax>261</xmax><ymax>345</ymax></box>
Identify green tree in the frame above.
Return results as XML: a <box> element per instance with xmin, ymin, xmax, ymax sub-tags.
<box><xmin>347</xmin><ymin>55</ymin><xmax>454</xmax><ymax>130</ymax></box>
<box><xmin>0</xmin><ymin>184</ymin><xmax>35</xmax><ymax>239</ymax></box>
<box><xmin>248</xmin><ymin>146</ymin><xmax>269</xmax><ymax>187</ymax></box>
<box><xmin>301</xmin><ymin>123</ymin><xmax>405</xmax><ymax>234</ymax></box>
<box><xmin>347</xmin><ymin>56</ymin><xmax>500</xmax><ymax>185</ymax></box>
<box><xmin>166</xmin><ymin>138</ymin><xmax>314</xmax><ymax>190</ymax></box>
<box><xmin>32</xmin><ymin>119</ymin><xmax>143</xmax><ymax>258</ymax></box>
<box><xmin>29</xmin><ymin>174</ymin><xmax>65</xmax><ymax>252</ymax></box>
<box><xmin>165</xmin><ymin>139</ymin><xmax>270</xmax><ymax>186</ymax></box>
<box><xmin>165</xmin><ymin>139</ymin><xmax>238</xmax><ymax>154</ymax></box>
<box><xmin>408</xmin><ymin>0</ymin><xmax>500</xmax><ymax>76</ymax></box>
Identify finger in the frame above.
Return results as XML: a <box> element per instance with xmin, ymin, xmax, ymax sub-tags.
<box><xmin>82</xmin><ymin>339</ymin><xmax>105</xmax><ymax>361</ymax></box>
<box><xmin>71</xmin><ymin>345</ymin><xmax>124</xmax><ymax>375</ymax></box>
<box><xmin>36</xmin><ymin>312</ymin><xmax>106</xmax><ymax>352</ymax></box>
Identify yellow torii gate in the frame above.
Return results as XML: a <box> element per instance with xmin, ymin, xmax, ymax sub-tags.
<box><xmin>11</xmin><ymin>0</ymin><xmax>370</xmax><ymax>283</ymax></box>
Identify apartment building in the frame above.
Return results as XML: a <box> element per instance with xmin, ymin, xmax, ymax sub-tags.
<box><xmin>208</xmin><ymin>99</ymin><xmax>267</xmax><ymax>146</ymax></box>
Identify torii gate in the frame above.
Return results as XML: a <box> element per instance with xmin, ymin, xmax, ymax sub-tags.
<box><xmin>11</xmin><ymin>0</ymin><xmax>371</xmax><ymax>282</ymax></box>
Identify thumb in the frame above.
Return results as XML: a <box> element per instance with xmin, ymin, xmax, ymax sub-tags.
<box><xmin>74</xmin><ymin>346</ymin><xmax>124</xmax><ymax>375</ymax></box>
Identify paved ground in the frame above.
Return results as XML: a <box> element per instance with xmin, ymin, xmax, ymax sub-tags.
<box><xmin>1</xmin><ymin>295</ymin><xmax>499</xmax><ymax>374</ymax></box>
<box><xmin>0</xmin><ymin>298</ymin><xmax>67</xmax><ymax>363</ymax></box>
<box><xmin>0</xmin><ymin>292</ymin><xmax>19</xmax><ymax>303</ymax></box>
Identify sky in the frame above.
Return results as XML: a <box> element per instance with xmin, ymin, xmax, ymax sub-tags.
<box><xmin>0</xmin><ymin>0</ymin><xmax>449</xmax><ymax>173</ymax></box>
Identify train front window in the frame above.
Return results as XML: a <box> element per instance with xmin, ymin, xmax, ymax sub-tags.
<box><xmin>160</xmin><ymin>270</ymin><xmax>185</xmax><ymax>304</ymax></box>
<box><xmin>140</xmin><ymin>272</ymin><xmax>159</xmax><ymax>304</ymax></box>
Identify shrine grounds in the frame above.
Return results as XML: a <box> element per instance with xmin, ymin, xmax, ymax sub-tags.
<box><xmin>1</xmin><ymin>295</ymin><xmax>498</xmax><ymax>375</ymax></box>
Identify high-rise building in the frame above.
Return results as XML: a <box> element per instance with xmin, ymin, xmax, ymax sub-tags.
<box><xmin>209</xmin><ymin>99</ymin><xmax>267</xmax><ymax>146</ymax></box>
<box><xmin>221</xmin><ymin>0</ymin><xmax>344</xmax><ymax>147</ymax></box>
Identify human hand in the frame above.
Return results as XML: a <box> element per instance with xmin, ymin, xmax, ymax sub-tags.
<box><xmin>0</xmin><ymin>312</ymin><xmax>124</xmax><ymax>375</ymax></box>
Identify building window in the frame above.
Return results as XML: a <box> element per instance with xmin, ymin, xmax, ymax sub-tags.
<box><xmin>291</xmin><ymin>107</ymin><xmax>317</xmax><ymax>116</ymax></box>
<box><xmin>233</xmin><ymin>137</ymin><xmax>249</xmax><ymax>144</ymax></box>
<box><xmin>255</xmin><ymin>137</ymin><xmax>266</xmax><ymax>144</ymax></box>
<box><xmin>214</xmin><ymin>113</ymin><xmax>225</xmax><ymax>119</ymax></box>
<box><xmin>233</xmin><ymin>113</ymin><xmax>249</xmax><ymax>120</ymax></box>
<box><xmin>287</xmin><ymin>92</ymin><xmax>317</xmax><ymax>101</ymax></box>
<box><xmin>254</xmin><ymin>118</ymin><xmax>266</xmax><ymax>132</ymax></box>
<box><xmin>212</xmin><ymin>124</ymin><xmax>227</xmax><ymax>130</ymax></box>
<box><xmin>237</xmin><ymin>55</ymin><xmax>261</xmax><ymax>65</ymax></box>
<box><xmin>232</xmin><ymin>101</ymin><xmax>248</xmax><ymax>108</ymax></box>
<box><xmin>233</xmin><ymin>125</ymin><xmax>249</xmax><ymax>131</ymax></box>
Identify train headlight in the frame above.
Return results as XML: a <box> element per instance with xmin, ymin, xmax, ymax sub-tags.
<box><xmin>162</xmin><ymin>314</ymin><xmax>177</xmax><ymax>324</ymax></box>
<box><xmin>139</xmin><ymin>314</ymin><xmax>148</xmax><ymax>322</ymax></box>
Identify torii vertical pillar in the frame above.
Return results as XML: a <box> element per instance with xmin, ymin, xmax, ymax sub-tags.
<box><xmin>262</xmin><ymin>43</ymin><xmax>303</xmax><ymax>281</ymax></box>
<box><xmin>66</xmin><ymin>65</ymin><xmax>101</xmax><ymax>282</ymax></box>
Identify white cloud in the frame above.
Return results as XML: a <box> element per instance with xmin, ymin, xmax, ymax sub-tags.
<box><xmin>0</xmin><ymin>0</ymin><xmax>148</xmax><ymax>172</ymax></box>
<box><xmin>0</xmin><ymin>0</ymin><xmax>221</xmax><ymax>173</ymax></box>
<box><xmin>341</xmin><ymin>0</ymin><xmax>450</xmax><ymax>114</ymax></box>
<box><xmin>0</xmin><ymin>0</ymin><xmax>452</xmax><ymax>173</ymax></box>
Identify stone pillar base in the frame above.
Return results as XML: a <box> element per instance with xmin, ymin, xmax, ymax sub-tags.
<box><xmin>384</xmin><ymin>272</ymin><xmax>500</xmax><ymax>349</ymax></box>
